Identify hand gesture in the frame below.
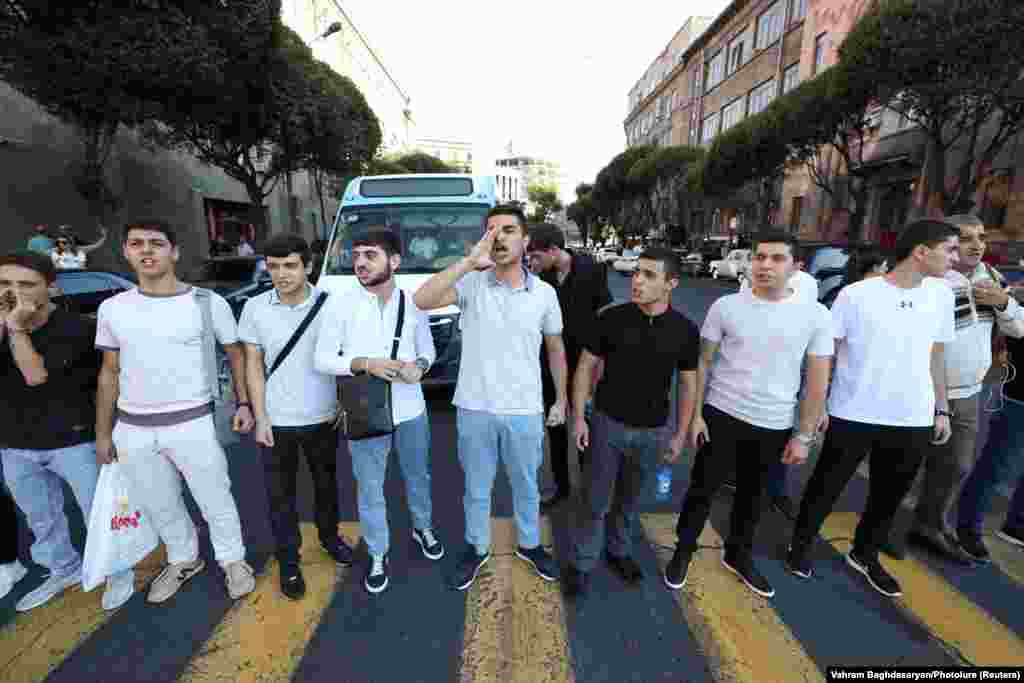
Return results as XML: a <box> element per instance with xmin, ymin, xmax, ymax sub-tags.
<box><xmin>466</xmin><ymin>226</ymin><xmax>498</xmax><ymax>272</ymax></box>
<box><xmin>546</xmin><ymin>400</ymin><xmax>567</xmax><ymax>427</ymax></box>
<box><xmin>233</xmin><ymin>405</ymin><xmax>254</xmax><ymax>433</ymax></box>
<box><xmin>973</xmin><ymin>280</ymin><xmax>1010</xmax><ymax>309</ymax></box>
<box><xmin>396</xmin><ymin>361</ymin><xmax>425</xmax><ymax>384</ymax></box>
<box><xmin>781</xmin><ymin>438</ymin><xmax>809</xmax><ymax>465</ymax></box>
<box><xmin>366</xmin><ymin>358</ymin><xmax>405</xmax><ymax>382</ymax></box>
<box><xmin>3</xmin><ymin>290</ymin><xmax>37</xmax><ymax>329</ymax></box>
<box><xmin>254</xmin><ymin>419</ymin><xmax>274</xmax><ymax>447</ymax></box>
<box><xmin>575</xmin><ymin>416</ymin><xmax>590</xmax><ymax>451</ymax></box>
<box><xmin>687</xmin><ymin>416</ymin><xmax>709</xmax><ymax>450</ymax></box>
<box><xmin>664</xmin><ymin>432</ymin><xmax>686</xmax><ymax>464</ymax></box>
<box><xmin>932</xmin><ymin>414</ymin><xmax>952</xmax><ymax>445</ymax></box>
<box><xmin>817</xmin><ymin>413</ymin><xmax>830</xmax><ymax>435</ymax></box>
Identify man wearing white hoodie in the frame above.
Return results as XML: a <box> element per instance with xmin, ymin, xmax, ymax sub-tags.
<box><xmin>906</xmin><ymin>215</ymin><xmax>1024</xmax><ymax>562</ymax></box>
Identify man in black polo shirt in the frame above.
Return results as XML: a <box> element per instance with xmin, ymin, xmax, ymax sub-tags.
<box><xmin>527</xmin><ymin>224</ymin><xmax>612</xmax><ymax>508</ymax></box>
<box><xmin>0</xmin><ymin>250</ymin><xmax>134</xmax><ymax>612</ymax></box>
<box><xmin>565</xmin><ymin>247</ymin><xmax>699</xmax><ymax>596</ymax></box>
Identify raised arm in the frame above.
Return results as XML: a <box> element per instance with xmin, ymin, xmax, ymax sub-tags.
<box><xmin>414</xmin><ymin>225</ymin><xmax>497</xmax><ymax>311</ymax></box>
<box><xmin>78</xmin><ymin>226</ymin><xmax>108</xmax><ymax>254</ymax></box>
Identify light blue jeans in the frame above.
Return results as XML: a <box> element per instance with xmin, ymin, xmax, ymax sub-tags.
<box><xmin>457</xmin><ymin>408</ymin><xmax>544</xmax><ymax>555</ymax></box>
<box><xmin>348</xmin><ymin>411</ymin><xmax>433</xmax><ymax>557</ymax></box>
<box><xmin>1</xmin><ymin>442</ymin><xmax>99</xmax><ymax>576</ymax></box>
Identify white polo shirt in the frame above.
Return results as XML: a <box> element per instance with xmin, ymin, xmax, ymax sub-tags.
<box><xmin>96</xmin><ymin>287</ymin><xmax>238</xmax><ymax>415</ymax></box>
<box><xmin>238</xmin><ymin>285</ymin><xmax>336</xmax><ymax>427</ymax></box>
<box><xmin>314</xmin><ymin>285</ymin><xmax>435</xmax><ymax>425</ymax></box>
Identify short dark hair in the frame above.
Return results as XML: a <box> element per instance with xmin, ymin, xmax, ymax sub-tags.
<box><xmin>353</xmin><ymin>228</ymin><xmax>402</xmax><ymax>257</ymax></box>
<box><xmin>891</xmin><ymin>219</ymin><xmax>959</xmax><ymax>264</ymax></box>
<box><xmin>751</xmin><ymin>228</ymin><xmax>800</xmax><ymax>258</ymax></box>
<box><xmin>845</xmin><ymin>249</ymin><xmax>887</xmax><ymax>283</ymax></box>
<box><xmin>123</xmin><ymin>220</ymin><xmax>178</xmax><ymax>247</ymax></box>
<box><xmin>485</xmin><ymin>204</ymin><xmax>528</xmax><ymax>234</ymax></box>
<box><xmin>263</xmin><ymin>234</ymin><xmax>311</xmax><ymax>266</ymax></box>
<box><xmin>638</xmin><ymin>246</ymin><xmax>681</xmax><ymax>281</ymax></box>
<box><xmin>0</xmin><ymin>249</ymin><xmax>57</xmax><ymax>284</ymax></box>
<box><xmin>526</xmin><ymin>223</ymin><xmax>565</xmax><ymax>252</ymax></box>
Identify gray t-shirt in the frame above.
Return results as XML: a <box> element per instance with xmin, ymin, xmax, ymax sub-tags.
<box><xmin>453</xmin><ymin>269</ymin><xmax>563</xmax><ymax>415</ymax></box>
<box><xmin>702</xmin><ymin>289</ymin><xmax>834</xmax><ymax>430</ymax></box>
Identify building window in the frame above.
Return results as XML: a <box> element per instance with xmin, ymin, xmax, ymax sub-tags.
<box><xmin>748</xmin><ymin>79</ymin><xmax>776</xmax><ymax>115</ymax></box>
<box><xmin>782</xmin><ymin>62</ymin><xmax>800</xmax><ymax>93</ymax></box>
<box><xmin>791</xmin><ymin>0</ymin><xmax>807</xmax><ymax>22</ymax></box>
<box><xmin>813</xmin><ymin>33</ymin><xmax>829</xmax><ymax>74</ymax></box>
<box><xmin>705</xmin><ymin>50</ymin><xmax>725</xmax><ymax>92</ymax></box>
<box><xmin>701</xmin><ymin>112</ymin><xmax>720</xmax><ymax>146</ymax></box>
<box><xmin>727</xmin><ymin>33</ymin><xmax>746</xmax><ymax>75</ymax></box>
<box><xmin>721</xmin><ymin>97</ymin><xmax>745</xmax><ymax>131</ymax></box>
<box><xmin>755</xmin><ymin>2</ymin><xmax>783</xmax><ymax>50</ymax></box>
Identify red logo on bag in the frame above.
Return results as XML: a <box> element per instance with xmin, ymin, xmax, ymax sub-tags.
<box><xmin>110</xmin><ymin>510</ymin><xmax>143</xmax><ymax>531</ymax></box>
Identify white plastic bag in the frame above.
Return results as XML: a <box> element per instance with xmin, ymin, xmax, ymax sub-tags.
<box><xmin>81</xmin><ymin>463</ymin><xmax>159</xmax><ymax>591</ymax></box>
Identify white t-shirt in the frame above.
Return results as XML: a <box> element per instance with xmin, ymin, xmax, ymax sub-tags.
<box><xmin>51</xmin><ymin>250</ymin><xmax>86</xmax><ymax>270</ymax></box>
<box><xmin>702</xmin><ymin>289</ymin><xmax>834</xmax><ymax>430</ymax></box>
<box><xmin>828</xmin><ymin>276</ymin><xmax>955</xmax><ymax>427</ymax></box>
<box><xmin>96</xmin><ymin>287</ymin><xmax>238</xmax><ymax>415</ymax></box>
<box><xmin>238</xmin><ymin>286</ymin><xmax>336</xmax><ymax>427</ymax></box>
<box><xmin>740</xmin><ymin>268</ymin><xmax>819</xmax><ymax>303</ymax></box>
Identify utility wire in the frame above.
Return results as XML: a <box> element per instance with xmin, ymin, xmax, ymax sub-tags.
<box><xmin>326</xmin><ymin>0</ymin><xmax>410</xmax><ymax>107</ymax></box>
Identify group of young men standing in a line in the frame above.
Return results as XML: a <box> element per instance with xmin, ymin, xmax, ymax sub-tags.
<box><xmin>2</xmin><ymin>207</ymin><xmax>1023</xmax><ymax>615</ymax></box>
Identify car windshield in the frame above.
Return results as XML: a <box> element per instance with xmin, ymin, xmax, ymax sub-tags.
<box><xmin>324</xmin><ymin>204</ymin><xmax>490</xmax><ymax>276</ymax></box>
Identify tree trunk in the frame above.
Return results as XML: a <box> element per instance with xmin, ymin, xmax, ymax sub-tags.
<box><xmin>914</xmin><ymin>135</ymin><xmax>948</xmax><ymax>220</ymax></box>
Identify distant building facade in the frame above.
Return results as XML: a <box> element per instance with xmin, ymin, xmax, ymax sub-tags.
<box><xmin>411</xmin><ymin>137</ymin><xmax>473</xmax><ymax>173</ymax></box>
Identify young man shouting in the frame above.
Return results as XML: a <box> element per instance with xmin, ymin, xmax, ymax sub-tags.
<box><xmin>95</xmin><ymin>221</ymin><xmax>256</xmax><ymax>604</ymax></box>
<box><xmin>665</xmin><ymin>231</ymin><xmax>832</xmax><ymax>598</ymax></box>
<box><xmin>239</xmin><ymin>234</ymin><xmax>353</xmax><ymax>600</ymax></box>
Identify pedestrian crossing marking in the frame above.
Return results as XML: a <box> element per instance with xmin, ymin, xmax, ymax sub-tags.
<box><xmin>0</xmin><ymin>547</ymin><xmax>166</xmax><ymax>683</ymax></box>
<box><xmin>640</xmin><ymin>513</ymin><xmax>823</xmax><ymax>683</ymax></box>
<box><xmin>984</xmin><ymin>529</ymin><xmax>1024</xmax><ymax>587</ymax></box>
<box><xmin>458</xmin><ymin>517</ymin><xmax>574</xmax><ymax>683</ymax></box>
<box><xmin>819</xmin><ymin>512</ymin><xmax>1024</xmax><ymax>666</ymax></box>
<box><xmin>176</xmin><ymin>523</ymin><xmax>359</xmax><ymax>683</ymax></box>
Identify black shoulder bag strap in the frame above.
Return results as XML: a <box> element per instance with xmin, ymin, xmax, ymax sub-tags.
<box><xmin>267</xmin><ymin>292</ymin><xmax>329</xmax><ymax>379</ymax></box>
<box><xmin>390</xmin><ymin>291</ymin><xmax>405</xmax><ymax>360</ymax></box>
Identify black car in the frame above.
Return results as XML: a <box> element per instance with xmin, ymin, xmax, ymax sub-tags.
<box><xmin>54</xmin><ymin>269</ymin><xmax>136</xmax><ymax>317</ymax></box>
<box><xmin>192</xmin><ymin>256</ymin><xmax>272</xmax><ymax>319</ymax></box>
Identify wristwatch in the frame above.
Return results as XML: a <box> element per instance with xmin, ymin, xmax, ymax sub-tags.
<box><xmin>935</xmin><ymin>409</ymin><xmax>954</xmax><ymax>418</ymax></box>
<box><xmin>793</xmin><ymin>432</ymin><xmax>816</xmax><ymax>446</ymax></box>
<box><xmin>414</xmin><ymin>357</ymin><xmax>430</xmax><ymax>373</ymax></box>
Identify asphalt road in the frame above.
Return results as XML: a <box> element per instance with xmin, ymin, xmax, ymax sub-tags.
<box><xmin>3</xmin><ymin>272</ymin><xmax>1023</xmax><ymax>683</ymax></box>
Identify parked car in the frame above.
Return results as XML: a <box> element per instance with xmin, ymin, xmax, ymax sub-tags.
<box><xmin>53</xmin><ymin>270</ymin><xmax>136</xmax><ymax>318</ymax></box>
<box><xmin>709</xmin><ymin>249</ymin><xmax>751</xmax><ymax>282</ymax></box>
<box><xmin>679</xmin><ymin>253</ymin><xmax>704</xmax><ymax>277</ymax></box>
<box><xmin>803</xmin><ymin>243</ymin><xmax>879</xmax><ymax>307</ymax></box>
<box><xmin>594</xmin><ymin>247</ymin><xmax>620</xmax><ymax>264</ymax></box>
<box><xmin>192</xmin><ymin>256</ymin><xmax>271</xmax><ymax>319</ymax></box>
<box><xmin>612</xmin><ymin>248</ymin><xmax>640</xmax><ymax>275</ymax></box>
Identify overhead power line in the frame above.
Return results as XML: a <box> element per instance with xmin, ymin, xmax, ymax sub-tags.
<box><xmin>326</xmin><ymin>0</ymin><xmax>411</xmax><ymax>107</ymax></box>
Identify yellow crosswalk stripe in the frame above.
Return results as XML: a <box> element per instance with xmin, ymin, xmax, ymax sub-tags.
<box><xmin>640</xmin><ymin>513</ymin><xmax>823</xmax><ymax>683</ymax></box>
<box><xmin>820</xmin><ymin>512</ymin><xmax>1024</xmax><ymax>666</ymax></box>
<box><xmin>0</xmin><ymin>547</ymin><xmax>166</xmax><ymax>683</ymax></box>
<box><xmin>458</xmin><ymin>517</ymin><xmax>574</xmax><ymax>683</ymax></box>
<box><xmin>984</xmin><ymin>529</ymin><xmax>1024</xmax><ymax>587</ymax></box>
<box><xmin>177</xmin><ymin>523</ymin><xmax>358</xmax><ymax>683</ymax></box>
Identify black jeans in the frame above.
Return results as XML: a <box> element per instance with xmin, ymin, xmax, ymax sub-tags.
<box><xmin>675</xmin><ymin>404</ymin><xmax>792</xmax><ymax>556</ymax></box>
<box><xmin>1</xmin><ymin>488</ymin><xmax>17</xmax><ymax>564</ymax></box>
<box><xmin>262</xmin><ymin>422</ymin><xmax>340</xmax><ymax>563</ymax></box>
<box><xmin>792</xmin><ymin>416</ymin><xmax>931</xmax><ymax>557</ymax></box>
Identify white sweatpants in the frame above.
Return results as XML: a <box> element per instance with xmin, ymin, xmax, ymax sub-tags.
<box><xmin>112</xmin><ymin>415</ymin><xmax>246</xmax><ymax>566</ymax></box>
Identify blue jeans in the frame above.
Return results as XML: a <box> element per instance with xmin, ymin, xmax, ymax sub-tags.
<box><xmin>1</xmin><ymin>442</ymin><xmax>99</xmax><ymax>575</ymax></box>
<box><xmin>348</xmin><ymin>411</ymin><xmax>433</xmax><ymax>557</ymax></box>
<box><xmin>457</xmin><ymin>408</ymin><xmax>544</xmax><ymax>554</ymax></box>
<box><xmin>957</xmin><ymin>397</ymin><xmax>1024</xmax><ymax>533</ymax></box>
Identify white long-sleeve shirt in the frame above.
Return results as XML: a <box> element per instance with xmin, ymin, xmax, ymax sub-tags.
<box><xmin>314</xmin><ymin>285</ymin><xmax>436</xmax><ymax>425</ymax></box>
<box><xmin>942</xmin><ymin>263</ymin><xmax>1024</xmax><ymax>400</ymax></box>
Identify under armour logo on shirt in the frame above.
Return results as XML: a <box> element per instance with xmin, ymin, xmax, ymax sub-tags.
<box><xmin>900</xmin><ymin>301</ymin><xmax>913</xmax><ymax>309</ymax></box>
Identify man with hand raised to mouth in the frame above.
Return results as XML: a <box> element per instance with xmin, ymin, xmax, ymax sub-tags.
<box><xmin>415</xmin><ymin>205</ymin><xmax>567</xmax><ymax>592</ymax></box>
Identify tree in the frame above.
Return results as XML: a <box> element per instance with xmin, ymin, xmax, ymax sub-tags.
<box><xmin>566</xmin><ymin>183</ymin><xmax>600</xmax><ymax>246</ymax></box>
<box><xmin>839</xmin><ymin>0</ymin><xmax>1024</xmax><ymax>215</ymax></box>
<box><xmin>527</xmin><ymin>183</ymin><xmax>564</xmax><ymax>222</ymax></box>
<box><xmin>393</xmin><ymin>152</ymin><xmax>455</xmax><ymax>173</ymax></box>
<box><xmin>627</xmin><ymin>146</ymin><xmax>704</xmax><ymax>243</ymax></box>
<box><xmin>365</xmin><ymin>158</ymin><xmax>411</xmax><ymax>175</ymax></box>
<box><xmin>592</xmin><ymin>146</ymin><xmax>656</xmax><ymax>238</ymax></box>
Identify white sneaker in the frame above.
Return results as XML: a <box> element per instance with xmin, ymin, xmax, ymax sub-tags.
<box><xmin>0</xmin><ymin>560</ymin><xmax>28</xmax><ymax>600</ymax></box>
<box><xmin>16</xmin><ymin>568</ymin><xmax>82</xmax><ymax>612</ymax></box>
<box><xmin>102</xmin><ymin>570</ymin><xmax>135</xmax><ymax>611</ymax></box>
<box><xmin>224</xmin><ymin>561</ymin><xmax>255</xmax><ymax>600</ymax></box>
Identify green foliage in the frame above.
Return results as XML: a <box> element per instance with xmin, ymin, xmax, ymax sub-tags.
<box><xmin>392</xmin><ymin>152</ymin><xmax>456</xmax><ymax>174</ymax></box>
<box><xmin>527</xmin><ymin>183</ymin><xmax>563</xmax><ymax>222</ymax></box>
<box><xmin>365</xmin><ymin>158</ymin><xmax>412</xmax><ymax>175</ymax></box>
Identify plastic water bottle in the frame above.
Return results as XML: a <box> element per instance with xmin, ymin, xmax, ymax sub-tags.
<box><xmin>655</xmin><ymin>464</ymin><xmax>673</xmax><ymax>502</ymax></box>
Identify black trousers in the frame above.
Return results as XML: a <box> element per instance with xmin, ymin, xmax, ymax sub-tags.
<box><xmin>261</xmin><ymin>422</ymin><xmax>340</xmax><ymax>563</ymax></box>
<box><xmin>675</xmin><ymin>404</ymin><xmax>792</xmax><ymax>556</ymax></box>
<box><xmin>1</xmin><ymin>488</ymin><xmax>17</xmax><ymax>564</ymax></box>
<box><xmin>792</xmin><ymin>416</ymin><xmax>931</xmax><ymax>557</ymax></box>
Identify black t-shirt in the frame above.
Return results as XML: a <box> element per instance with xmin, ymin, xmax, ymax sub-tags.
<box><xmin>0</xmin><ymin>310</ymin><xmax>100</xmax><ymax>449</ymax></box>
<box><xmin>586</xmin><ymin>302</ymin><xmax>700</xmax><ymax>428</ymax></box>
<box><xmin>1005</xmin><ymin>335</ymin><xmax>1024</xmax><ymax>403</ymax></box>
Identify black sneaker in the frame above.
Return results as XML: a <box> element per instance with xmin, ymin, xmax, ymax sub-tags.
<box><xmin>722</xmin><ymin>552</ymin><xmax>775</xmax><ymax>598</ymax></box>
<box><xmin>957</xmin><ymin>529</ymin><xmax>991</xmax><ymax>564</ymax></box>
<box><xmin>606</xmin><ymin>551</ymin><xmax>644</xmax><ymax>584</ymax></box>
<box><xmin>997</xmin><ymin>525</ymin><xmax>1024</xmax><ymax>548</ymax></box>
<box><xmin>847</xmin><ymin>548</ymin><xmax>901</xmax><ymax>597</ymax></box>
<box><xmin>721</xmin><ymin>479</ymin><xmax>737</xmax><ymax>492</ymax></box>
<box><xmin>770</xmin><ymin>495</ymin><xmax>798</xmax><ymax>521</ymax></box>
<box><xmin>564</xmin><ymin>564</ymin><xmax>590</xmax><ymax>598</ymax></box>
<box><xmin>364</xmin><ymin>554</ymin><xmax>389</xmax><ymax>594</ymax></box>
<box><xmin>323</xmin><ymin>538</ymin><xmax>355</xmax><ymax>567</ymax></box>
<box><xmin>280</xmin><ymin>563</ymin><xmax>306</xmax><ymax>601</ymax></box>
<box><xmin>664</xmin><ymin>548</ymin><xmax>693</xmax><ymax>590</ymax></box>
<box><xmin>449</xmin><ymin>545</ymin><xmax>490</xmax><ymax>591</ymax></box>
<box><xmin>907</xmin><ymin>528</ymin><xmax>974</xmax><ymax>565</ymax></box>
<box><xmin>412</xmin><ymin>528</ymin><xmax>445</xmax><ymax>561</ymax></box>
<box><xmin>879</xmin><ymin>537</ymin><xmax>906</xmax><ymax>560</ymax></box>
<box><xmin>516</xmin><ymin>545</ymin><xmax>560</xmax><ymax>582</ymax></box>
<box><xmin>785</xmin><ymin>545</ymin><xmax>813</xmax><ymax>579</ymax></box>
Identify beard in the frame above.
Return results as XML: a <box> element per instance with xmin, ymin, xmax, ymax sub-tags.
<box><xmin>359</xmin><ymin>261</ymin><xmax>393</xmax><ymax>287</ymax></box>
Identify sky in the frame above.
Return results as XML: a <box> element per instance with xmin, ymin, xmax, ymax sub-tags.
<box><xmin>335</xmin><ymin>0</ymin><xmax>730</xmax><ymax>200</ymax></box>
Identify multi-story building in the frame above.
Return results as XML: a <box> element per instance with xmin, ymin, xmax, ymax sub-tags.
<box><xmin>411</xmin><ymin>137</ymin><xmax>473</xmax><ymax>173</ymax></box>
<box><xmin>623</xmin><ymin>0</ymin><xmax>1024</xmax><ymax>249</ymax></box>
<box><xmin>495</xmin><ymin>154</ymin><xmax>568</xmax><ymax>202</ymax></box>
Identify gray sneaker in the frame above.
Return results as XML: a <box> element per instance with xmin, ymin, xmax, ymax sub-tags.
<box><xmin>225</xmin><ymin>561</ymin><xmax>255</xmax><ymax>600</ymax></box>
<box><xmin>147</xmin><ymin>559</ymin><xmax>205</xmax><ymax>604</ymax></box>
<box><xmin>16</xmin><ymin>568</ymin><xmax>82</xmax><ymax>612</ymax></box>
